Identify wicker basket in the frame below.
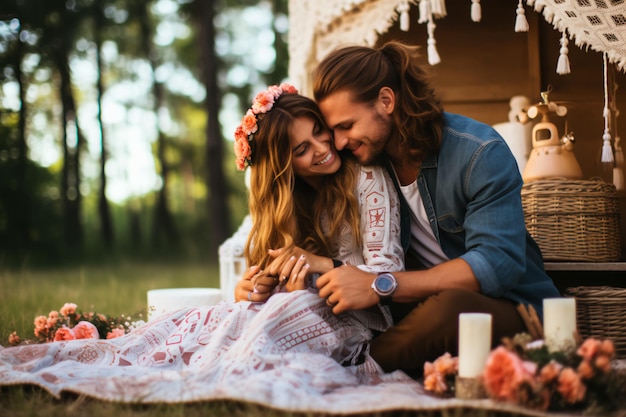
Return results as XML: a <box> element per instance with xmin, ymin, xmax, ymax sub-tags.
<box><xmin>564</xmin><ymin>286</ymin><xmax>626</xmax><ymax>358</ymax></box>
<box><xmin>521</xmin><ymin>178</ymin><xmax>621</xmax><ymax>261</ymax></box>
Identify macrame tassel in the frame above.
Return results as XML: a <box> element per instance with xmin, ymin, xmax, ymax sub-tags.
<box><xmin>430</xmin><ymin>0</ymin><xmax>447</xmax><ymax>18</ymax></box>
<box><xmin>602</xmin><ymin>129</ymin><xmax>615</xmax><ymax>164</ymax></box>
<box><xmin>600</xmin><ymin>52</ymin><xmax>616</xmax><ymax>186</ymax></box>
<box><xmin>556</xmin><ymin>32</ymin><xmax>571</xmax><ymax>75</ymax></box>
<box><xmin>471</xmin><ymin>0</ymin><xmax>481</xmax><ymax>22</ymax></box>
<box><xmin>418</xmin><ymin>0</ymin><xmax>430</xmax><ymax>24</ymax></box>
<box><xmin>427</xmin><ymin>17</ymin><xmax>441</xmax><ymax>65</ymax></box>
<box><xmin>398</xmin><ymin>1</ymin><xmax>410</xmax><ymax>32</ymax></box>
<box><xmin>515</xmin><ymin>0</ymin><xmax>529</xmax><ymax>32</ymax></box>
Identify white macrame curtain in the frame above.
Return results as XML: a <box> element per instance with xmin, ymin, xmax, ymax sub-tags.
<box><xmin>288</xmin><ymin>0</ymin><xmax>626</xmax><ymax>95</ymax></box>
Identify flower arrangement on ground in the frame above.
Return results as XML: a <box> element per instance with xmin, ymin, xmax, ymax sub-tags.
<box><xmin>423</xmin><ymin>333</ymin><xmax>626</xmax><ymax>414</ymax></box>
<box><xmin>7</xmin><ymin>302</ymin><xmax>145</xmax><ymax>346</ymax></box>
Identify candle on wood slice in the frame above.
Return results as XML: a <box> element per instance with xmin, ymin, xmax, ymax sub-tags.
<box><xmin>458</xmin><ymin>313</ymin><xmax>492</xmax><ymax>378</ymax></box>
<box><xmin>543</xmin><ymin>297</ymin><xmax>577</xmax><ymax>352</ymax></box>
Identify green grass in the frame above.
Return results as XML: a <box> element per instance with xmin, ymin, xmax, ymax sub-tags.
<box><xmin>0</xmin><ymin>262</ymin><xmax>220</xmax><ymax>343</ymax></box>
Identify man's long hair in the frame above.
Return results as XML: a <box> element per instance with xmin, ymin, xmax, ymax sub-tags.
<box><xmin>313</xmin><ymin>41</ymin><xmax>444</xmax><ymax>161</ymax></box>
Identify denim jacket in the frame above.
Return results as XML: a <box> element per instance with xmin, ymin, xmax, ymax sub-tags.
<box><xmin>391</xmin><ymin>112</ymin><xmax>560</xmax><ymax>318</ymax></box>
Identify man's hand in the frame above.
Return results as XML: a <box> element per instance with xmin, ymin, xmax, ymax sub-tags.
<box><xmin>315</xmin><ymin>265</ymin><xmax>379</xmax><ymax>314</ymax></box>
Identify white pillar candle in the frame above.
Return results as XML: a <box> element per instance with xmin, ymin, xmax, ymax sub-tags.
<box><xmin>147</xmin><ymin>288</ymin><xmax>223</xmax><ymax>321</ymax></box>
<box><xmin>458</xmin><ymin>313</ymin><xmax>492</xmax><ymax>378</ymax></box>
<box><xmin>543</xmin><ymin>297</ymin><xmax>577</xmax><ymax>352</ymax></box>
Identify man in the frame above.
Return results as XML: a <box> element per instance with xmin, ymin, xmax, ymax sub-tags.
<box><xmin>312</xmin><ymin>41</ymin><xmax>560</xmax><ymax>377</ymax></box>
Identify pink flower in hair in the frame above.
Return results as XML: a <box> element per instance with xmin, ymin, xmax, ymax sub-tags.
<box><xmin>251</xmin><ymin>91</ymin><xmax>275</xmax><ymax>114</ymax></box>
<box><xmin>241</xmin><ymin>110</ymin><xmax>258</xmax><ymax>135</ymax></box>
<box><xmin>234</xmin><ymin>133</ymin><xmax>252</xmax><ymax>171</ymax></box>
<box><xmin>233</xmin><ymin>83</ymin><xmax>299</xmax><ymax>171</ymax></box>
<box><xmin>280</xmin><ymin>83</ymin><xmax>298</xmax><ymax>94</ymax></box>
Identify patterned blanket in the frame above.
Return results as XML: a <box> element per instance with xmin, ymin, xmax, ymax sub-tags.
<box><xmin>0</xmin><ymin>290</ymin><xmax>572</xmax><ymax>416</ymax></box>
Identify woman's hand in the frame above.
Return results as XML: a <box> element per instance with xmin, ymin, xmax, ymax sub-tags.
<box><xmin>279</xmin><ymin>254</ymin><xmax>311</xmax><ymax>292</ymax></box>
<box><xmin>267</xmin><ymin>247</ymin><xmax>334</xmax><ymax>276</ymax></box>
<box><xmin>234</xmin><ymin>266</ymin><xmax>279</xmax><ymax>303</ymax></box>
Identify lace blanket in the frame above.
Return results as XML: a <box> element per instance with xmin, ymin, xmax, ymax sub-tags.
<box><xmin>0</xmin><ymin>290</ymin><xmax>572</xmax><ymax>416</ymax></box>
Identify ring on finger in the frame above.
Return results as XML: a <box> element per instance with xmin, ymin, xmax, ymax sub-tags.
<box><xmin>248</xmin><ymin>291</ymin><xmax>253</xmax><ymax>301</ymax></box>
<box><xmin>326</xmin><ymin>298</ymin><xmax>337</xmax><ymax>308</ymax></box>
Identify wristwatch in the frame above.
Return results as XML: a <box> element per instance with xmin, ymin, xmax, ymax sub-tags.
<box><xmin>371</xmin><ymin>272</ymin><xmax>398</xmax><ymax>305</ymax></box>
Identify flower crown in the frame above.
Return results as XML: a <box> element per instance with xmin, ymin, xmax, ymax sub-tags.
<box><xmin>234</xmin><ymin>83</ymin><xmax>299</xmax><ymax>171</ymax></box>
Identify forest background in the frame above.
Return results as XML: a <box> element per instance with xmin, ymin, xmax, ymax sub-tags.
<box><xmin>0</xmin><ymin>0</ymin><xmax>289</xmax><ymax>268</ymax></box>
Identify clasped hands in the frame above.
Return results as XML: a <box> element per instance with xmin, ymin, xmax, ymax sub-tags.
<box><xmin>234</xmin><ymin>250</ymin><xmax>310</xmax><ymax>303</ymax></box>
<box><xmin>235</xmin><ymin>247</ymin><xmax>379</xmax><ymax>314</ymax></box>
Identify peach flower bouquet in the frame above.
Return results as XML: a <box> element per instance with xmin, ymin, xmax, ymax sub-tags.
<box><xmin>7</xmin><ymin>302</ymin><xmax>145</xmax><ymax>346</ymax></box>
<box><xmin>424</xmin><ymin>333</ymin><xmax>626</xmax><ymax>414</ymax></box>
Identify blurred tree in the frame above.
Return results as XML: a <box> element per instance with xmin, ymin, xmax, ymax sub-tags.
<box><xmin>132</xmin><ymin>0</ymin><xmax>179</xmax><ymax>248</ymax></box>
<box><xmin>44</xmin><ymin>0</ymin><xmax>88</xmax><ymax>249</ymax></box>
<box><xmin>193</xmin><ymin>0</ymin><xmax>230</xmax><ymax>260</ymax></box>
<box><xmin>91</xmin><ymin>0</ymin><xmax>114</xmax><ymax>247</ymax></box>
<box><xmin>0</xmin><ymin>0</ymin><xmax>290</xmax><ymax>264</ymax></box>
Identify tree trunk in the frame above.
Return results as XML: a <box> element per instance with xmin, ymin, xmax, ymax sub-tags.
<box><xmin>15</xmin><ymin>22</ymin><xmax>30</xmax><ymax>252</ymax></box>
<box><xmin>199</xmin><ymin>0</ymin><xmax>230</xmax><ymax>261</ymax></box>
<box><xmin>58</xmin><ymin>55</ymin><xmax>83</xmax><ymax>248</ymax></box>
<box><xmin>94</xmin><ymin>0</ymin><xmax>114</xmax><ymax>248</ymax></box>
<box><xmin>137</xmin><ymin>1</ymin><xmax>178</xmax><ymax>248</ymax></box>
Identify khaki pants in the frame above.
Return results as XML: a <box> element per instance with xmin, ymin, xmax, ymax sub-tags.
<box><xmin>370</xmin><ymin>288</ymin><xmax>526</xmax><ymax>377</ymax></box>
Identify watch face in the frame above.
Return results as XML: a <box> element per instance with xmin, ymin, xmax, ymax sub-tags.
<box><xmin>376</xmin><ymin>276</ymin><xmax>395</xmax><ymax>292</ymax></box>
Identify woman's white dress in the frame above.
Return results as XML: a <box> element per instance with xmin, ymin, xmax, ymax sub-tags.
<box><xmin>0</xmin><ymin>165</ymin><xmax>405</xmax><ymax>405</ymax></box>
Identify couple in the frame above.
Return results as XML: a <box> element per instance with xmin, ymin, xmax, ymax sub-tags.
<box><xmin>238</xmin><ymin>40</ymin><xmax>560</xmax><ymax>376</ymax></box>
<box><xmin>0</xmin><ymin>41</ymin><xmax>559</xmax><ymax>403</ymax></box>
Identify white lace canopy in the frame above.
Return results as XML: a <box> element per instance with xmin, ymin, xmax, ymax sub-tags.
<box><xmin>287</xmin><ymin>0</ymin><xmax>626</xmax><ymax>94</ymax></box>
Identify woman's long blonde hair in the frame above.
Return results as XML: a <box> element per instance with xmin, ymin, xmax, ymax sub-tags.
<box><xmin>244</xmin><ymin>93</ymin><xmax>361</xmax><ymax>269</ymax></box>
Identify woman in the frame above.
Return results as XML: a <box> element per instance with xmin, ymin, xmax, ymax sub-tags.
<box><xmin>233</xmin><ymin>84</ymin><xmax>403</xmax><ymax>307</ymax></box>
<box><xmin>0</xmin><ymin>84</ymin><xmax>404</xmax><ymax>405</ymax></box>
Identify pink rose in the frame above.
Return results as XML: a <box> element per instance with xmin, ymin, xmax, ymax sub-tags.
<box><xmin>483</xmin><ymin>346</ymin><xmax>535</xmax><ymax>402</ymax></box>
<box><xmin>234</xmin><ymin>125</ymin><xmax>247</xmax><ymax>142</ymax></box>
<box><xmin>251</xmin><ymin>91</ymin><xmax>275</xmax><ymax>114</ymax></box>
<box><xmin>599</xmin><ymin>339</ymin><xmax>615</xmax><ymax>358</ymax></box>
<box><xmin>279</xmin><ymin>83</ymin><xmax>298</xmax><ymax>94</ymax></box>
<box><xmin>594</xmin><ymin>354</ymin><xmax>612</xmax><ymax>374</ymax></box>
<box><xmin>8</xmin><ymin>331</ymin><xmax>21</xmax><ymax>346</ymax></box>
<box><xmin>539</xmin><ymin>360</ymin><xmax>563</xmax><ymax>384</ymax></box>
<box><xmin>557</xmin><ymin>367</ymin><xmax>586</xmax><ymax>404</ymax></box>
<box><xmin>577</xmin><ymin>338</ymin><xmax>601</xmax><ymax>361</ymax></box>
<box><xmin>106</xmin><ymin>328</ymin><xmax>126</xmax><ymax>339</ymax></box>
<box><xmin>267</xmin><ymin>84</ymin><xmax>283</xmax><ymax>98</ymax></box>
<box><xmin>434</xmin><ymin>352</ymin><xmax>458</xmax><ymax>375</ymax></box>
<box><xmin>234</xmin><ymin>137</ymin><xmax>251</xmax><ymax>171</ymax></box>
<box><xmin>73</xmin><ymin>321</ymin><xmax>100</xmax><ymax>340</ymax></box>
<box><xmin>34</xmin><ymin>315</ymin><xmax>47</xmax><ymax>329</ymax></box>
<box><xmin>577</xmin><ymin>359</ymin><xmax>594</xmax><ymax>380</ymax></box>
<box><xmin>54</xmin><ymin>326</ymin><xmax>76</xmax><ymax>341</ymax></box>
<box><xmin>59</xmin><ymin>303</ymin><xmax>77</xmax><ymax>316</ymax></box>
<box><xmin>240</xmin><ymin>110</ymin><xmax>258</xmax><ymax>135</ymax></box>
<box><xmin>424</xmin><ymin>371</ymin><xmax>448</xmax><ymax>394</ymax></box>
